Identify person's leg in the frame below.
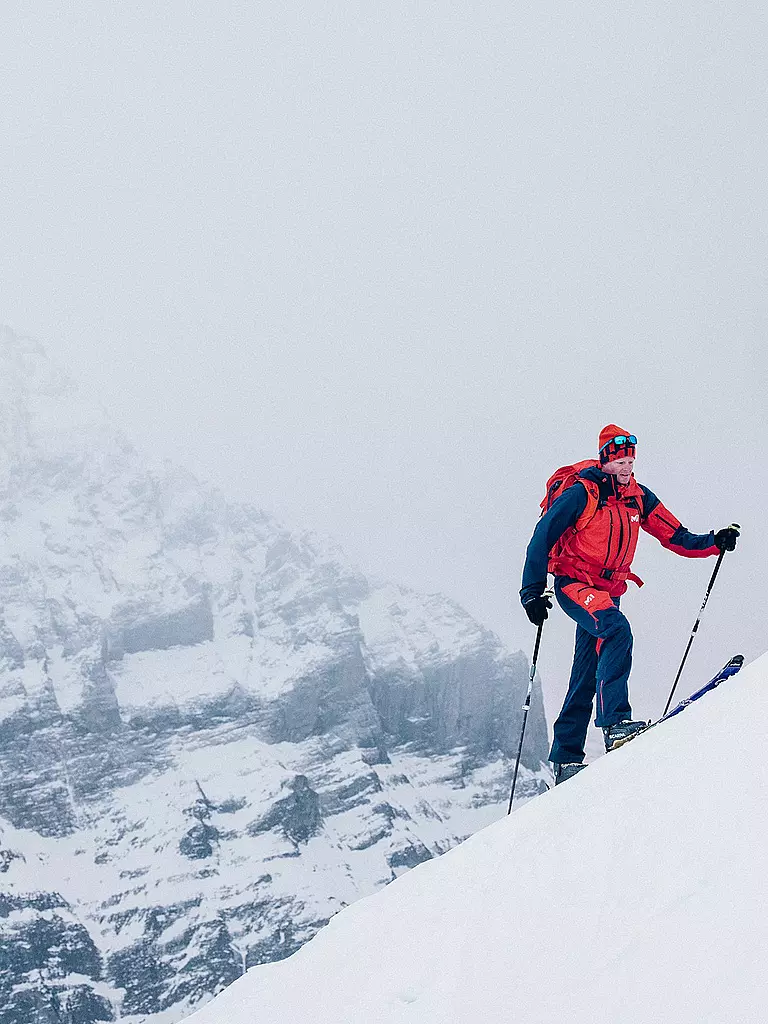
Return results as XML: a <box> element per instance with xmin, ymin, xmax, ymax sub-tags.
<box><xmin>549</xmin><ymin>621</ymin><xmax>597</xmax><ymax>764</ymax></box>
<box><xmin>593</xmin><ymin>610</ymin><xmax>633</xmax><ymax>728</ymax></box>
<box><xmin>555</xmin><ymin>580</ymin><xmax>633</xmax><ymax>730</ymax></box>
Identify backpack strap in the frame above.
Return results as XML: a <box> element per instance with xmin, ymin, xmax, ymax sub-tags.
<box><xmin>573</xmin><ymin>480</ymin><xmax>599</xmax><ymax>532</ymax></box>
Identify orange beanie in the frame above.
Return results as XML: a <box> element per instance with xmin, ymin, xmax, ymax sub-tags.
<box><xmin>599</xmin><ymin>424</ymin><xmax>637</xmax><ymax>464</ymax></box>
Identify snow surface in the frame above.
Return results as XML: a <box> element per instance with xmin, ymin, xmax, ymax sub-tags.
<box><xmin>186</xmin><ymin>651</ymin><xmax>768</xmax><ymax>1024</ymax></box>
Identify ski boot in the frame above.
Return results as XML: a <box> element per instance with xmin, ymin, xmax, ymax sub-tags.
<box><xmin>553</xmin><ymin>762</ymin><xmax>588</xmax><ymax>785</ymax></box>
<box><xmin>603</xmin><ymin>719</ymin><xmax>649</xmax><ymax>752</ymax></box>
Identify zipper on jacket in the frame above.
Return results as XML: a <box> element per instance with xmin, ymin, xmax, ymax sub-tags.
<box><xmin>654</xmin><ymin>511</ymin><xmax>679</xmax><ymax>531</ymax></box>
<box><xmin>617</xmin><ymin>506</ymin><xmax>634</xmax><ymax>566</ymax></box>
<box><xmin>603</xmin><ymin>507</ymin><xmax>615</xmax><ymax>570</ymax></box>
<box><xmin>614</xmin><ymin>507</ymin><xmax>625</xmax><ymax>567</ymax></box>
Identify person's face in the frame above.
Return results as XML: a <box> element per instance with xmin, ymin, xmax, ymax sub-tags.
<box><xmin>602</xmin><ymin>455</ymin><xmax>635</xmax><ymax>486</ymax></box>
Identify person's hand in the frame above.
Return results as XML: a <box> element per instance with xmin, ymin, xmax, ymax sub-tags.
<box><xmin>523</xmin><ymin>594</ymin><xmax>552</xmax><ymax>626</ymax></box>
<box><xmin>714</xmin><ymin>525</ymin><xmax>740</xmax><ymax>552</ymax></box>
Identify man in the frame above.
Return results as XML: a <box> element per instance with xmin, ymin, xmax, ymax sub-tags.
<box><xmin>519</xmin><ymin>424</ymin><xmax>739</xmax><ymax>786</ymax></box>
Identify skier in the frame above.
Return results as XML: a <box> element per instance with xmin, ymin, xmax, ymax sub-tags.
<box><xmin>519</xmin><ymin>425</ymin><xmax>739</xmax><ymax>786</ymax></box>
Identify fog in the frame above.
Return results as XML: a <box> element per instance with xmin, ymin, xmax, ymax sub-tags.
<box><xmin>2</xmin><ymin>1</ymin><xmax>766</xmax><ymax>737</ymax></box>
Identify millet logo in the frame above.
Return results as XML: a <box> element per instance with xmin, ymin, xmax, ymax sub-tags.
<box><xmin>630</xmin><ymin>514</ymin><xmax>639</xmax><ymax>522</ymax></box>
<box><xmin>584</xmin><ymin>594</ymin><xmax>595</xmax><ymax>607</ymax></box>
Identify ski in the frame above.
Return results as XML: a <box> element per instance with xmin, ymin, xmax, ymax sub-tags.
<box><xmin>551</xmin><ymin>656</ymin><xmax>745</xmax><ymax>787</ymax></box>
<box><xmin>627</xmin><ymin>654</ymin><xmax>745</xmax><ymax>747</ymax></box>
<box><xmin>654</xmin><ymin>653</ymin><xmax>744</xmax><ymax>725</ymax></box>
<box><xmin>607</xmin><ymin>655</ymin><xmax>744</xmax><ymax>752</ymax></box>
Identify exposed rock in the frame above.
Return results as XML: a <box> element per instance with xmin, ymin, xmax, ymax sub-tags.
<box><xmin>0</xmin><ymin>620</ymin><xmax>24</xmax><ymax>672</ymax></box>
<box><xmin>180</xmin><ymin>823</ymin><xmax>222</xmax><ymax>860</ymax></box>
<box><xmin>250</xmin><ymin>775</ymin><xmax>323</xmax><ymax>846</ymax></box>
<box><xmin>109</xmin><ymin>594</ymin><xmax>215</xmax><ymax>658</ymax></box>
<box><xmin>387</xmin><ymin>842</ymin><xmax>433</xmax><ymax>871</ymax></box>
<box><xmin>0</xmin><ymin>891</ymin><xmax>116</xmax><ymax>1024</ymax></box>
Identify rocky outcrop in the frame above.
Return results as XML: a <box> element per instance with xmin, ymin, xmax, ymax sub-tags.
<box><xmin>108</xmin><ymin>916</ymin><xmax>242</xmax><ymax>1016</ymax></box>
<box><xmin>108</xmin><ymin>594</ymin><xmax>215</xmax><ymax>658</ymax></box>
<box><xmin>0</xmin><ymin>890</ymin><xmax>116</xmax><ymax>1024</ymax></box>
<box><xmin>249</xmin><ymin>775</ymin><xmax>323</xmax><ymax>846</ymax></box>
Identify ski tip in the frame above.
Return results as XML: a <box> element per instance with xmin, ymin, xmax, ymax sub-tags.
<box><xmin>730</xmin><ymin>654</ymin><xmax>745</xmax><ymax>667</ymax></box>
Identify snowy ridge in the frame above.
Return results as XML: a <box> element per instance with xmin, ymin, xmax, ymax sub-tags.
<box><xmin>185</xmin><ymin>651</ymin><xmax>768</xmax><ymax>1024</ymax></box>
<box><xmin>358</xmin><ymin>583</ymin><xmax>493</xmax><ymax>675</ymax></box>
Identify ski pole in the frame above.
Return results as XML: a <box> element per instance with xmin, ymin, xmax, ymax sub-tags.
<box><xmin>662</xmin><ymin>525</ymin><xmax>739</xmax><ymax>716</ymax></box>
<box><xmin>507</xmin><ymin>590</ymin><xmax>552</xmax><ymax>814</ymax></box>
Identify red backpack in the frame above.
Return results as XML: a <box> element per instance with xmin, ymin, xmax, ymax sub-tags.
<box><xmin>540</xmin><ymin>460</ymin><xmax>600</xmax><ymax>530</ymax></box>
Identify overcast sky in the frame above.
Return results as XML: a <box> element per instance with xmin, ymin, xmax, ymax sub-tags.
<box><xmin>2</xmin><ymin>2</ymin><xmax>766</xmax><ymax>738</ymax></box>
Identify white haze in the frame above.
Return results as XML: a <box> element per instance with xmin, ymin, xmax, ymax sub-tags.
<box><xmin>1</xmin><ymin>2</ymin><xmax>766</xmax><ymax>735</ymax></box>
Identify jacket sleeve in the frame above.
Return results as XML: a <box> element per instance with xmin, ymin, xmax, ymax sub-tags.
<box><xmin>520</xmin><ymin>484</ymin><xmax>588</xmax><ymax>605</ymax></box>
<box><xmin>639</xmin><ymin>486</ymin><xmax>719</xmax><ymax>558</ymax></box>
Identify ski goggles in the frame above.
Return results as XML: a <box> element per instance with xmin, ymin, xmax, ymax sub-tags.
<box><xmin>599</xmin><ymin>434</ymin><xmax>637</xmax><ymax>453</ymax></box>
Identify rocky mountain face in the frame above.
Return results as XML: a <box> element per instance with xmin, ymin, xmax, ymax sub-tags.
<box><xmin>0</xmin><ymin>327</ymin><xmax>549</xmax><ymax>1023</ymax></box>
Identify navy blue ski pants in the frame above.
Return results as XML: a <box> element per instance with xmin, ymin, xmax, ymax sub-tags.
<box><xmin>548</xmin><ymin>576</ymin><xmax>634</xmax><ymax>765</ymax></box>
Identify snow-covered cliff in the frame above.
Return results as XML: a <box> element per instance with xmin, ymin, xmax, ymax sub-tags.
<box><xmin>0</xmin><ymin>327</ymin><xmax>548</xmax><ymax>1023</ymax></box>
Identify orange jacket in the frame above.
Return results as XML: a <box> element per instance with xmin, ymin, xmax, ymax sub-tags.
<box><xmin>521</xmin><ymin>466</ymin><xmax>719</xmax><ymax>601</ymax></box>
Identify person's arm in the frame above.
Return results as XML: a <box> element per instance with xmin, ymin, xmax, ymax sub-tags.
<box><xmin>639</xmin><ymin>485</ymin><xmax>719</xmax><ymax>558</ymax></box>
<box><xmin>520</xmin><ymin>483</ymin><xmax>588</xmax><ymax>605</ymax></box>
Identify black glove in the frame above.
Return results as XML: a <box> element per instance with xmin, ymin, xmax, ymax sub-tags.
<box><xmin>714</xmin><ymin>525</ymin><xmax>740</xmax><ymax>552</ymax></box>
<box><xmin>523</xmin><ymin>594</ymin><xmax>552</xmax><ymax>626</ymax></box>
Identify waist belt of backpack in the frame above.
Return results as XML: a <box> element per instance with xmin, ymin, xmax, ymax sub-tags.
<box><xmin>550</xmin><ymin>557</ymin><xmax>644</xmax><ymax>589</ymax></box>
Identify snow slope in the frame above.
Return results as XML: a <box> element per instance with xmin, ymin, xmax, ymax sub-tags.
<box><xmin>187</xmin><ymin>650</ymin><xmax>768</xmax><ymax>1024</ymax></box>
